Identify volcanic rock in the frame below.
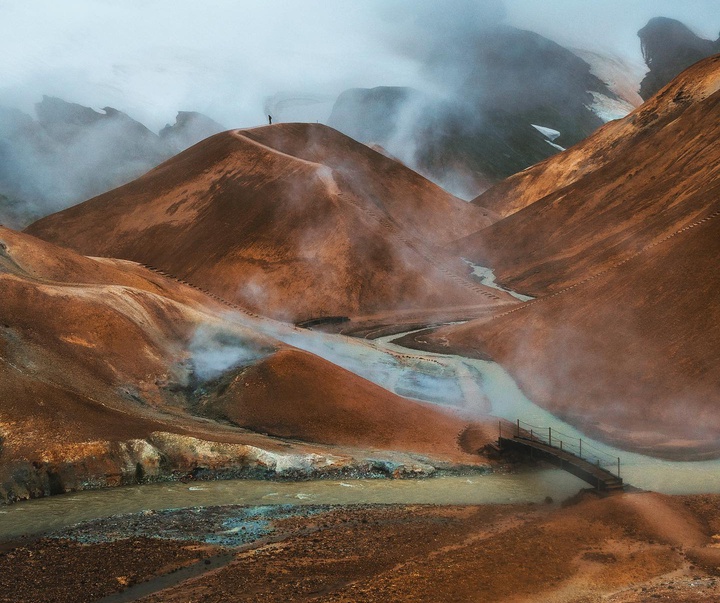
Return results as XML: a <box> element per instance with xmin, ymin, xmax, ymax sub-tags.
<box><xmin>0</xmin><ymin>98</ymin><xmax>225</xmax><ymax>228</ymax></box>
<box><xmin>329</xmin><ymin>26</ymin><xmax>623</xmax><ymax>198</ymax></box>
<box><xmin>159</xmin><ymin>111</ymin><xmax>226</xmax><ymax>154</ymax></box>
<box><xmin>638</xmin><ymin>17</ymin><xmax>719</xmax><ymax>100</ymax></box>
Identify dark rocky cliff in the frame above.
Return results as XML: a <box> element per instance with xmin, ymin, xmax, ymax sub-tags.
<box><xmin>0</xmin><ymin>98</ymin><xmax>224</xmax><ymax>227</ymax></box>
<box><xmin>638</xmin><ymin>17</ymin><xmax>719</xmax><ymax>100</ymax></box>
<box><xmin>329</xmin><ymin>26</ymin><xmax>617</xmax><ymax>198</ymax></box>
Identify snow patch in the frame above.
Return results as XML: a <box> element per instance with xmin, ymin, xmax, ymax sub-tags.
<box><xmin>531</xmin><ymin>124</ymin><xmax>561</xmax><ymax>141</ymax></box>
<box><xmin>588</xmin><ymin>92</ymin><xmax>635</xmax><ymax>123</ymax></box>
<box><xmin>462</xmin><ymin>259</ymin><xmax>534</xmax><ymax>302</ymax></box>
<box><xmin>546</xmin><ymin>141</ymin><xmax>566</xmax><ymax>152</ymax></box>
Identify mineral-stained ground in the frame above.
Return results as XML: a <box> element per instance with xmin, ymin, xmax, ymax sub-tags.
<box><xmin>3</xmin><ymin>492</ymin><xmax>720</xmax><ymax>602</ymax></box>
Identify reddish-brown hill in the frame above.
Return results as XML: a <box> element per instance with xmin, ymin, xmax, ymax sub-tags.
<box><xmin>0</xmin><ymin>227</ymin><xmax>491</xmax><ymax>502</ymax></box>
<box><xmin>459</xmin><ymin>55</ymin><xmax>720</xmax><ymax>297</ymax></box>
<box><xmin>26</xmin><ymin>123</ymin><xmax>505</xmax><ymax>322</ymax></box>
<box><xmin>427</xmin><ymin>56</ymin><xmax>720</xmax><ymax>459</ymax></box>
<box><xmin>201</xmin><ymin>348</ymin><xmax>484</xmax><ymax>456</ymax></box>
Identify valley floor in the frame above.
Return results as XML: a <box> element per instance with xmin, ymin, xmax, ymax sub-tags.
<box><xmin>2</xmin><ymin>492</ymin><xmax>720</xmax><ymax>602</ymax></box>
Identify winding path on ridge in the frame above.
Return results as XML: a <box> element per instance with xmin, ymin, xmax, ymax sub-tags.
<box><xmin>233</xmin><ymin>128</ymin><xmax>506</xmax><ymax>305</ymax></box>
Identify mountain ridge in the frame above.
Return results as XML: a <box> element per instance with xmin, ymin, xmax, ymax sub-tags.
<box><xmin>26</xmin><ymin>123</ymin><xmax>509</xmax><ymax>322</ymax></box>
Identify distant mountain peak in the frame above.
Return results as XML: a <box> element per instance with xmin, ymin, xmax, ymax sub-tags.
<box><xmin>638</xmin><ymin>16</ymin><xmax>719</xmax><ymax>100</ymax></box>
<box><xmin>159</xmin><ymin>110</ymin><xmax>225</xmax><ymax>153</ymax></box>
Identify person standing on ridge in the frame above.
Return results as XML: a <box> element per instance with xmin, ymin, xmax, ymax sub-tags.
<box><xmin>268</xmin><ymin>114</ymin><xmax>272</xmax><ymax>125</ymax></box>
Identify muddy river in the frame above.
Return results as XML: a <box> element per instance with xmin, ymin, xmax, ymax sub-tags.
<box><xmin>2</xmin><ymin>322</ymin><xmax>719</xmax><ymax>539</ymax></box>
<box><xmin>0</xmin><ymin>469</ymin><xmax>585</xmax><ymax>539</ymax></box>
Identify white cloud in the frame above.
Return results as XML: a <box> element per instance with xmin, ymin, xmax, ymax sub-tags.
<box><xmin>0</xmin><ymin>1</ymin><xmax>717</xmax><ymax>128</ymax></box>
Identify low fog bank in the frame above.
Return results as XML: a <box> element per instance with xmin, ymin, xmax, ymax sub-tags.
<box><xmin>0</xmin><ymin>97</ymin><xmax>225</xmax><ymax>228</ymax></box>
<box><xmin>2</xmin><ymin>1</ymin><xmax>716</xmax><ymax>128</ymax></box>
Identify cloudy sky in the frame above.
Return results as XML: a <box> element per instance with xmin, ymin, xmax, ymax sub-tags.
<box><xmin>0</xmin><ymin>0</ymin><xmax>717</xmax><ymax>129</ymax></box>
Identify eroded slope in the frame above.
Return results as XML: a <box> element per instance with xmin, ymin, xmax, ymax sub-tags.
<box><xmin>0</xmin><ymin>228</ymin><xmax>492</xmax><ymax>503</ymax></box>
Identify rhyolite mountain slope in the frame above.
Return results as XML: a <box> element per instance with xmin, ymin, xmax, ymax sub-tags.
<box><xmin>422</xmin><ymin>56</ymin><xmax>720</xmax><ymax>459</ymax></box>
<box><xmin>0</xmin><ymin>97</ymin><xmax>225</xmax><ymax>228</ymax></box>
<box><xmin>0</xmin><ymin>226</ymin><xmax>493</xmax><ymax>503</ymax></box>
<box><xmin>639</xmin><ymin>17</ymin><xmax>719</xmax><ymax>100</ymax></box>
<box><xmin>328</xmin><ymin>26</ymin><xmax>634</xmax><ymax>199</ymax></box>
<box><xmin>27</xmin><ymin>123</ymin><xmax>508</xmax><ymax>322</ymax></box>
<box><xmin>461</xmin><ymin>55</ymin><xmax>720</xmax><ymax>294</ymax></box>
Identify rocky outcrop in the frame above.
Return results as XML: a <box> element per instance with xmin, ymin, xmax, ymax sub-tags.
<box><xmin>159</xmin><ymin>111</ymin><xmax>226</xmax><ymax>154</ymax></box>
<box><xmin>638</xmin><ymin>17</ymin><xmax>719</xmax><ymax>100</ymax></box>
<box><xmin>0</xmin><ymin>431</ymin><xmax>462</xmax><ymax>505</ymax></box>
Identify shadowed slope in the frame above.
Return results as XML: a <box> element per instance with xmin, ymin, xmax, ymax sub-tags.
<box><xmin>430</xmin><ymin>57</ymin><xmax>720</xmax><ymax>458</ymax></box>
<box><xmin>461</xmin><ymin>56</ymin><xmax>720</xmax><ymax>295</ymax></box>
<box><xmin>27</xmin><ymin>123</ymin><xmax>504</xmax><ymax>322</ymax></box>
<box><xmin>638</xmin><ymin>17</ymin><xmax>719</xmax><ymax>100</ymax></box>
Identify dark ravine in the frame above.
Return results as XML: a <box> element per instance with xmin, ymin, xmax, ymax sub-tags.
<box><xmin>94</xmin><ymin>552</ymin><xmax>237</xmax><ymax>603</ymax></box>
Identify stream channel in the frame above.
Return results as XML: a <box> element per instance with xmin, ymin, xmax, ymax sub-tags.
<box><xmin>2</xmin><ymin>323</ymin><xmax>719</xmax><ymax>539</ymax></box>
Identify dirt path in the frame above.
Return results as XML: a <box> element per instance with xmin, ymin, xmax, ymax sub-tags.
<box><xmin>490</xmin><ymin>205</ymin><xmax>720</xmax><ymax>321</ymax></box>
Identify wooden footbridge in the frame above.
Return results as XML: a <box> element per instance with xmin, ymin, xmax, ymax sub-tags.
<box><xmin>498</xmin><ymin>420</ymin><xmax>624</xmax><ymax>492</ymax></box>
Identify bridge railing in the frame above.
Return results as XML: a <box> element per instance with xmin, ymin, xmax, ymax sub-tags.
<box><xmin>500</xmin><ymin>419</ymin><xmax>621</xmax><ymax>478</ymax></box>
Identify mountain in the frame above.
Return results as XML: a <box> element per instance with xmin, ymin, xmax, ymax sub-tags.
<box><xmin>327</xmin><ymin>87</ymin><xmax>421</xmax><ymax>151</ymax></box>
<box><xmin>0</xmin><ymin>97</ymin><xmax>225</xmax><ymax>228</ymax></box>
<box><xmin>421</xmin><ymin>56</ymin><xmax>720</xmax><ymax>459</ymax></box>
<box><xmin>159</xmin><ymin>111</ymin><xmax>226</xmax><ymax>154</ymax></box>
<box><xmin>328</xmin><ymin>26</ymin><xmax>637</xmax><ymax>199</ymax></box>
<box><xmin>639</xmin><ymin>17</ymin><xmax>720</xmax><ymax>100</ymax></box>
<box><xmin>0</xmin><ymin>226</ymin><xmax>492</xmax><ymax>503</ymax></box>
<box><xmin>460</xmin><ymin>56</ymin><xmax>720</xmax><ymax>294</ymax></box>
<box><xmin>27</xmin><ymin>123</ymin><xmax>508</xmax><ymax>322</ymax></box>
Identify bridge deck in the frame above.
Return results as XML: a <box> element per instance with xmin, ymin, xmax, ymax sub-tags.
<box><xmin>499</xmin><ymin>434</ymin><xmax>624</xmax><ymax>491</ymax></box>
